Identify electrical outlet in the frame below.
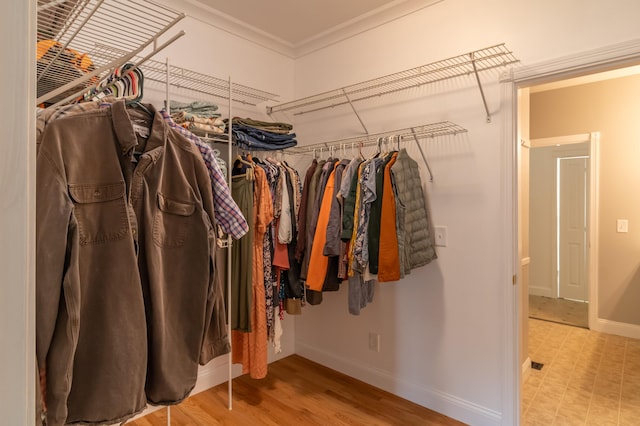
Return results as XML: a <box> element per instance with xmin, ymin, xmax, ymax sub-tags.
<box><xmin>368</xmin><ymin>332</ymin><xmax>380</xmax><ymax>352</ymax></box>
<box><xmin>434</xmin><ymin>226</ymin><xmax>447</xmax><ymax>247</ymax></box>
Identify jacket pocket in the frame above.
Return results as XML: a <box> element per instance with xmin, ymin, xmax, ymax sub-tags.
<box><xmin>68</xmin><ymin>182</ymin><xmax>128</xmax><ymax>245</ymax></box>
<box><xmin>153</xmin><ymin>192</ymin><xmax>196</xmax><ymax>248</ymax></box>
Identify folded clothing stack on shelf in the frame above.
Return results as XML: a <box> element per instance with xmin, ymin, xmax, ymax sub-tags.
<box><xmin>227</xmin><ymin>117</ymin><xmax>297</xmax><ymax>151</ymax></box>
<box><xmin>170</xmin><ymin>101</ymin><xmax>225</xmax><ymax>137</ymax></box>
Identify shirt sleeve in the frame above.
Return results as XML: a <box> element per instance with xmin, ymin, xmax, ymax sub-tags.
<box><xmin>203</xmin><ymin>142</ymin><xmax>249</xmax><ymax>239</ymax></box>
<box><xmin>35</xmin><ymin>133</ymin><xmax>74</xmax><ymax>372</ymax></box>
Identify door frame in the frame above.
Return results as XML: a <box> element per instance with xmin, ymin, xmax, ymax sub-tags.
<box><xmin>0</xmin><ymin>0</ymin><xmax>37</xmax><ymax>424</ymax></box>
<box><xmin>500</xmin><ymin>38</ymin><xmax>640</xmax><ymax>425</ymax></box>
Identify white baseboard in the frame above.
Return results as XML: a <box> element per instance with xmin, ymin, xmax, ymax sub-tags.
<box><xmin>521</xmin><ymin>357</ymin><xmax>531</xmax><ymax>382</ymax></box>
<box><xmin>295</xmin><ymin>341</ymin><xmax>502</xmax><ymax>426</ymax></box>
<box><xmin>591</xmin><ymin>317</ymin><xmax>640</xmax><ymax>340</ymax></box>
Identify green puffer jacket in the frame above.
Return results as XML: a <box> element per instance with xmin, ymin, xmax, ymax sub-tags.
<box><xmin>392</xmin><ymin>149</ymin><xmax>437</xmax><ymax>275</ymax></box>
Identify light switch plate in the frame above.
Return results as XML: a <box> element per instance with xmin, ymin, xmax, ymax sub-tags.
<box><xmin>617</xmin><ymin>219</ymin><xmax>629</xmax><ymax>233</ymax></box>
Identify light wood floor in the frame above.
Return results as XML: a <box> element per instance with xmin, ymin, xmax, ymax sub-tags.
<box><xmin>128</xmin><ymin>355</ymin><xmax>465</xmax><ymax>426</ymax></box>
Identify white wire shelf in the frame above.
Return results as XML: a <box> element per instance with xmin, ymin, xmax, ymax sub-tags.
<box><xmin>37</xmin><ymin>0</ymin><xmax>185</xmax><ymax>106</ymax></box>
<box><xmin>286</xmin><ymin>121</ymin><xmax>466</xmax><ymax>154</ymax></box>
<box><xmin>267</xmin><ymin>44</ymin><xmax>519</xmax><ymax>117</ymax></box>
<box><xmin>141</xmin><ymin>59</ymin><xmax>279</xmax><ymax>106</ymax></box>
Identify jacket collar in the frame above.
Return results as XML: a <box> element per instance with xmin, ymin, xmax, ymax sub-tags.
<box><xmin>111</xmin><ymin>99</ymin><xmax>168</xmax><ymax>158</ymax></box>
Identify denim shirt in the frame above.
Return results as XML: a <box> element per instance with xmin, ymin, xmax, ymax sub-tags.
<box><xmin>36</xmin><ymin>100</ymin><xmax>228</xmax><ymax>425</ymax></box>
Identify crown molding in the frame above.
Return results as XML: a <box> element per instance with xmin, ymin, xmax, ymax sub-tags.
<box><xmin>163</xmin><ymin>0</ymin><xmax>444</xmax><ymax>59</ymax></box>
<box><xmin>293</xmin><ymin>0</ymin><xmax>444</xmax><ymax>58</ymax></box>
<box><xmin>164</xmin><ymin>0</ymin><xmax>297</xmax><ymax>58</ymax></box>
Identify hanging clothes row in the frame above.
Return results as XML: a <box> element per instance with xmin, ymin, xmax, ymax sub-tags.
<box><xmin>296</xmin><ymin>145</ymin><xmax>437</xmax><ymax>315</ymax></box>
<box><xmin>227</xmin><ymin>153</ymin><xmax>303</xmax><ymax>379</ymax></box>
<box><xmin>34</xmin><ymin>92</ymin><xmax>250</xmax><ymax>425</ymax></box>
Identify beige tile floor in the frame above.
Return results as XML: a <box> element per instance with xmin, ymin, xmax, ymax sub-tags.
<box><xmin>522</xmin><ymin>319</ymin><xmax>640</xmax><ymax>425</ymax></box>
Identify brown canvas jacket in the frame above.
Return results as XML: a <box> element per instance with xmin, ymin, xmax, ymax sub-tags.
<box><xmin>36</xmin><ymin>100</ymin><xmax>228</xmax><ymax>425</ymax></box>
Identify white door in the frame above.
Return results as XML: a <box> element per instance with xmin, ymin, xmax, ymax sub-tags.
<box><xmin>529</xmin><ymin>141</ymin><xmax>589</xmax><ymax>299</ymax></box>
<box><xmin>558</xmin><ymin>156</ymin><xmax>588</xmax><ymax>301</ymax></box>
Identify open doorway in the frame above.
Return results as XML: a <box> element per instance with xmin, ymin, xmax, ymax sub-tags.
<box><xmin>527</xmin><ymin>137</ymin><xmax>591</xmax><ymax>329</ymax></box>
<box><xmin>515</xmin><ymin>56</ymin><xmax>640</xmax><ymax>424</ymax></box>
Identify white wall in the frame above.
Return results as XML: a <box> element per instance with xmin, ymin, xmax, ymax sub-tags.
<box><xmin>287</xmin><ymin>1</ymin><xmax>640</xmax><ymax>425</ymax></box>
<box><xmin>528</xmin><ymin>146</ymin><xmax>557</xmax><ymax>298</ymax></box>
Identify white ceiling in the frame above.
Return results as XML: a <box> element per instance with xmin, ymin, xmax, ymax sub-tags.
<box><xmin>185</xmin><ymin>0</ymin><xmax>444</xmax><ymax>57</ymax></box>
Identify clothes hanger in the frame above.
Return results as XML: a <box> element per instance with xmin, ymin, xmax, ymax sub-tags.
<box><xmin>383</xmin><ymin>136</ymin><xmax>392</xmax><ymax>156</ymax></box>
<box><xmin>370</xmin><ymin>137</ymin><xmax>382</xmax><ymax>159</ymax></box>
<box><xmin>232</xmin><ymin>154</ymin><xmax>255</xmax><ymax>179</ymax></box>
<box><xmin>125</xmin><ymin>67</ymin><xmax>152</xmax><ymax>117</ymax></box>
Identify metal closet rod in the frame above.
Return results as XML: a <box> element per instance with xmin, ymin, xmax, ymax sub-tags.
<box><xmin>285</xmin><ymin>121</ymin><xmax>468</xmax><ymax>182</ymax></box>
<box><xmin>286</xmin><ymin>121</ymin><xmax>466</xmax><ymax>154</ymax></box>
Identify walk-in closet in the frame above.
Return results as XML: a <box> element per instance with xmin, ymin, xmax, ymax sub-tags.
<box><xmin>4</xmin><ymin>1</ymin><xmax>640</xmax><ymax>425</ymax></box>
